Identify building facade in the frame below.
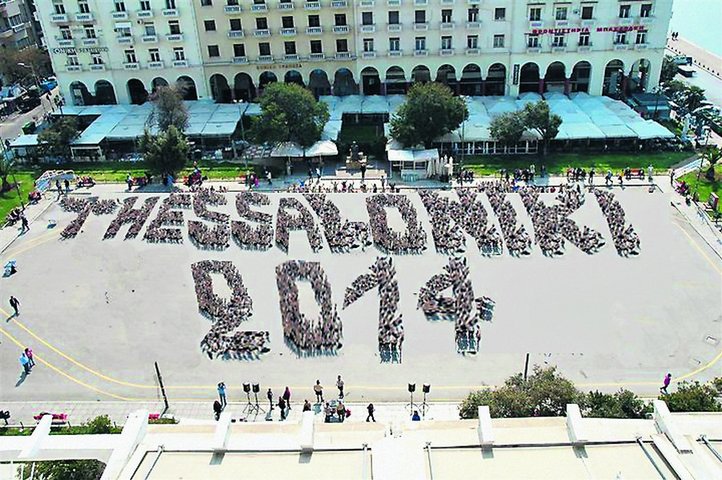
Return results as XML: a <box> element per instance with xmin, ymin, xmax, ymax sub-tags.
<box><xmin>36</xmin><ymin>0</ymin><xmax>672</xmax><ymax>106</ymax></box>
<box><xmin>0</xmin><ymin>0</ymin><xmax>42</xmax><ymax>50</ymax></box>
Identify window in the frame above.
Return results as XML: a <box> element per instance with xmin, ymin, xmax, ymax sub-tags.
<box><xmin>579</xmin><ymin>32</ymin><xmax>590</xmax><ymax>46</ymax></box>
<box><xmin>166</xmin><ymin>0</ymin><xmax>176</xmax><ymax>8</ymax></box>
<box><xmin>284</xmin><ymin>41</ymin><xmax>296</xmax><ymax>54</ymax></box>
<box><xmin>60</xmin><ymin>26</ymin><xmax>72</xmax><ymax>39</ymax></box>
<box><xmin>555</xmin><ymin>7</ymin><xmax>567</xmax><ymax>20</ymax></box>
<box><xmin>114</xmin><ymin>1</ymin><xmax>126</xmax><ymax>12</ymax></box>
<box><xmin>363</xmin><ymin>38</ymin><xmax>374</xmax><ymax>52</ymax></box>
<box><xmin>282</xmin><ymin>16</ymin><xmax>294</xmax><ymax>28</ymax></box>
<box><xmin>258</xmin><ymin>42</ymin><xmax>270</xmax><ymax>55</ymax></box>
<box><xmin>388</xmin><ymin>11</ymin><xmax>399</xmax><ymax>24</ymax></box>
<box><xmin>78</xmin><ymin>1</ymin><xmax>90</xmax><ymax>14</ymax></box>
<box><xmin>336</xmin><ymin>39</ymin><xmax>348</xmax><ymax>52</ymax></box>
<box><xmin>124</xmin><ymin>49</ymin><xmax>137</xmax><ymax>63</ymax></box>
<box><xmin>143</xmin><ymin>23</ymin><xmax>156</xmax><ymax>35</ymax></box>
<box><xmin>173</xmin><ymin>47</ymin><xmax>185</xmax><ymax>60</ymax></box>
<box><xmin>334</xmin><ymin>14</ymin><xmax>346</xmax><ymax>26</ymax></box>
<box><xmin>526</xmin><ymin>34</ymin><xmax>538</xmax><ymax>48</ymax></box>
<box><xmin>169</xmin><ymin>20</ymin><xmax>181</xmax><ymax>34</ymax></box>
<box><xmin>389</xmin><ymin>37</ymin><xmax>400</xmax><ymax>51</ymax></box>
<box><xmin>204</xmin><ymin>20</ymin><xmax>216</xmax><ymax>31</ymax></box>
<box><xmin>529</xmin><ymin>7</ymin><xmax>541</xmax><ymax>21</ymax></box>
<box><xmin>115</xmin><ymin>24</ymin><xmax>130</xmax><ymax>37</ymax></box>
<box><xmin>308</xmin><ymin>15</ymin><xmax>320</xmax><ymax>27</ymax></box>
<box><xmin>415</xmin><ymin>36</ymin><xmax>425</xmax><ymax>51</ymax></box>
<box><xmin>414</xmin><ymin>10</ymin><xmax>425</xmax><ymax>23</ymax></box>
<box><xmin>441</xmin><ymin>36</ymin><xmax>452</xmax><ymax>49</ymax></box>
<box><xmin>228</xmin><ymin>0</ymin><xmax>239</xmax><ymax>4</ymax></box>
<box><xmin>149</xmin><ymin>48</ymin><xmax>161</xmax><ymax>61</ymax></box>
<box><xmin>619</xmin><ymin>4</ymin><xmax>630</xmax><ymax>18</ymax></box>
<box><xmin>229</xmin><ymin>18</ymin><xmax>242</xmax><ymax>31</ymax></box>
<box><xmin>91</xmin><ymin>53</ymin><xmax>103</xmax><ymax>64</ymax></box>
<box><xmin>494</xmin><ymin>7</ymin><xmax>505</xmax><ymax>21</ymax></box>
<box><xmin>581</xmin><ymin>5</ymin><xmax>594</xmax><ymax>20</ymax></box>
<box><xmin>362</xmin><ymin>12</ymin><xmax>373</xmax><ymax>25</ymax></box>
<box><xmin>208</xmin><ymin>45</ymin><xmax>220</xmax><ymax>56</ymax></box>
<box><xmin>467</xmin><ymin>35</ymin><xmax>478</xmax><ymax>48</ymax></box>
<box><xmin>53</xmin><ymin>2</ymin><xmax>65</xmax><ymax>14</ymax></box>
<box><xmin>85</xmin><ymin>25</ymin><xmax>96</xmax><ymax>38</ymax></box>
<box><xmin>201</xmin><ymin>0</ymin><xmax>212</xmax><ymax>5</ymax></box>
<box><xmin>233</xmin><ymin>43</ymin><xmax>245</xmax><ymax>57</ymax></box>
<box><xmin>140</xmin><ymin>0</ymin><xmax>151</xmax><ymax>10</ymax></box>
<box><xmin>614</xmin><ymin>32</ymin><xmax>627</xmax><ymax>44</ymax></box>
<box><xmin>441</xmin><ymin>9</ymin><xmax>452</xmax><ymax>23</ymax></box>
<box><xmin>467</xmin><ymin>8</ymin><xmax>478</xmax><ymax>22</ymax></box>
<box><xmin>552</xmin><ymin>33</ymin><xmax>565</xmax><ymax>47</ymax></box>
<box><xmin>67</xmin><ymin>55</ymin><xmax>79</xmax><ymax>65</ymax></box>
<box><xmin>493</xmin><ymin>34</ymin><xmax>504</xmax><ymax>48</ymax></box>
<box><xmin>640</xmin><ymin>3</ymin><xmax>652</xmax><ymax>17</ymax></box>
<box><xmin>636</xmin><ymin>30</ymin><xmax>647</xmax><ymax>44</ymax></box>
<box><xmin>256</xmin><ymin>17</ymin><xmax>268</xmax><ymax>29</ymax></box>
<box><xmin>310</xmin><ymin>40</ymin><xmax>322</xmax><ymax>53</ymax></box>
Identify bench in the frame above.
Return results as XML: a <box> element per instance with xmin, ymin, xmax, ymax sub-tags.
<box><xmin>148</xmin><ymin>413</ymin><xmax>161</xmax><ymax>421</ymax></box>
<box><xmin>33</xmin><ymin>412</ymin><xmax>68</xmax><ymax>426</ymax></box>
<box><xmin>626</xmin><ymin>169</ymin><xmax>645</xmax><ymax>180</ymax></box>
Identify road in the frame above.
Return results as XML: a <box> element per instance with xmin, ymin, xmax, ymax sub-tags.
<box><xmin>0</xmin><ymin>88</ymin><xmax>60</xmax><ymax>145</ymax></box>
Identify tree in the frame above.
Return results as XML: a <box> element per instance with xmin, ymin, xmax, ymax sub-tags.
<box><xmin>251</xmin><ymin>82</ymin><xmax>329</xmax><ymax>150</ymax></box>
<box><xmin>390</xmin><ymin>82</ymin><xmax>468</xmax><ymax>149</ymax></box>
<box><xmin>148</xmin><ymin>86</ymin><xmax>189</xmax><ymax>132</ymax></box>
<box><xmin>583</xmin><ymin>389</ymin><xmax>652</xmax><ymax>419</ymax></box>
<box><xmin>680</xmin><ymin>85</ymin><xmax>706</xmax><ymax>114</ymax></box>
<box><xmin>0</xmin><ymin>47</ymin><xmax>51</xmax><ymax>86</ymax></box>
<box><xmin>660</xmin><ymin>56</ymin><xmax>678</xmax><ymax>85</ymax></box>
<box><xmin>490</xmin><ymin>112</ymin><xmax>527</xmax><ymax>146</ymax></box>
<box><xmin>37</xmin><ymin>117</ymin><xmax>80</xmax><ymax>161</ymax></box>
<box><xmin>662</xmin><ymin>381</ymin><xmax>721</xmax><ymax>412</ymax></box>
<box><xmin>24</xmin><ymin>460</ymin><xmax>106</xmax><ymax>480</ymax></box>
<box><xmin>138</xmin><ymin>126</ymin><xmax>189</xmax><ymax>175</ymax></box>
<box><xmin>0</xmin><ymin>157</ymin><xmax>15</xmax><ymax>193</ymax></box>
<box><xmin>701</xmin><ymin>146</ymin><xmax>721</xmax><ymax>180</ymax></box>
<box><xmin>522</xmin><ymin>101</ymin><xmax>562</xmax><ymax>156</ymax></box>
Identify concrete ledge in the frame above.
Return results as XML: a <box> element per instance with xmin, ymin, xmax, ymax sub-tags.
<box><xmin>566</xmin><ymin>404</ymin><xmax>587</xmax><ymax>445</ymax></box>
<box><xmin>19</xmin><ymin>414</ymin><xmax>51</xmax><ymax>459</ymax></box>
<box><xmin>477</xmin><ymin>406</ymin><xmax>494</xmax><ymax>446</ymax></box>
<box><xmin>101</xmin><ymin>410</ymin><xmax>147</xmax><ymax>480</ymax></box>
<box><xmin>212</xmin><ymin>411</ymin><xmax>232</xmax><ymax>451</ymax></box>
<box><xmin>654</xmin><ymin>400</ymin><xmax>693</xmax><ymax>454</ymax></box>
<box><xmin>299</xmin><ymin>411</ymin><xmax>314</xmax><ymax>452</ymax></box>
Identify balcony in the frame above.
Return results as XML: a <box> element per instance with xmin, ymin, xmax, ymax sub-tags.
<box><xmin>387</xmin><ymin>0</ymin><xmax>400</xmax><ymax>5</ymax></box>
<box><xmin>123</xmin><ymin>62</ymin><xmax>140</xmax><ymax>70</ymax></box>
<box><xmin>613</xmin><ymin>43</ymin><xmax>629</xmax><ymax>51</ymax></box>
<box><xmin>253</xmin><ymin>29</ymin><xmax>271</xmax><ymax>36</ymax></box>
<box><xmin>89</xmin><ymin>63</ymin><xmax>105</xmax><ymax>71</ymax></box>
<box><xmin>148</xmin><ymin>61</ymin><xmax>164</xmax><ymax>69</ymax></box>
<box><xmin>251</xmin><ymin>3</ymin><xmax>268</xmax><ymax>12</ymax></box>
<box><xmin>414</xmin><ymin>49</ymin><xmax>428</xmax><ymax>56</ymax></box>
<box><xmin>233</xmin><ymin>56</ymin><xmax>248</xmax><ymax>63</ymax></box>
<box><xmin>414</xmin><ymin>0</ymin><xmax>427</xmax><ymax>5</ymax></box>
<box><xmin>554</xmin><ymin>19</ymin><xmax>569</xmax><ymax>27</ymax></box>
<box><xmin>634</xmin><ymin>42</ymin><xmax>648</xmax><ymax>50</ymax></box>
<box><xmin>466</xmin><ymin>21</ymin><xmax>480</xmax><ymax>29</ymax></box>
<box><xmin>388</xmin><ymin>50</ymin><xmax>402</xmax><ymax>57</ymax></box>
<box><xmin>111</xmin><ymin>11</ymin><xmax>129</xmax><ymax>20</ymax></box>
<box><xmin>257</xmin><ymin>55</ymin><xmax>274</xmax><ymax>63</ymax></box>
<box><xmin>280</xmin><ymin>27</ymin><xmax>297</xmax><ymax>35</ymax></box>
<box><xmin>387</xmin><ymin>24</ymin><xmax>401</xmax><ymax>32</ymax></box>
<box><xmin>117</xmin><ymin>35</ymin><xmax>133</xmax><ymax>44</ymax></box>
<box><xmin>413</xmin><ymin>22</ymin><xmax>428</xmax><ymax>31</ymax></box>
<box><xmin>166</xmin><ymin>33</ymin><xmax>184</xmax><ymax>41</ymax></box>
<box><xmin>278</xmin><ymin>1</ymin><xmax>294</xmax><ymax>9</ymax></box>
<box><xmin>581</xmin><ymin>18</ymin><xmax>595</xmax><ymax>27</ymax></box>
<box><xmin>74</xmin><ymin>12</ymin><xmax>94</xmax><ymax>22</ymax></box>
<box><xmin>331</xmin><ymin>0</ymin><xmax>348</xmax><ymax>6</ymax></box>
<box><xmin>162</xmin><ymin>8</ymin><xmax>179</xmax><ymax>17</ymax></box>
<box><xmin>228</xmin><ymin>29</ymin><xmax>244</xmax><ymax>38</ymax></box>
<box><xmin>49</xmin><ymin>13</ymin><xmax>68</xmax><ymax>23</ymax></box>
<box><xmin>141</xmin><ymin>34</ymin><xmax>158</xmax><ymax>43</ymax></box>
<box><xmin>306</xmin><ymin>26</ymin><xmax>322</xmax><ymax>34</ymax></box>
<box><xmin>467</xmin><ymin>0</ymin><xmax>480</xmax><ymax>4</ymax></box>
<box><xmin>465</xmin><ymin>47</ymin><xmax>479</xmax><ymax>55</ymax></box>
<box><xmin>66</xmin><ymin>64</ymin><xmax>82</xmax><ymax>72</ymax></box>
<box><xmin>304</xmin><ymin>1</ymin><xmax>320</xmax><ymax>9</ymax></box>
<box><xmin>360</xmin><ymin>24</ymin><xmax>375</xmax><ymax>33</ymax></box>
<box><xmin>440</xmin><ymin>21</ymin><xmax>454</xmax><ymax>30</ymax></box>
<box><xmin>333</xmin><ymin>25</ymin><xmax>349</xmax><ymax>33</ymax></box>
<box><xmin>526</xmin><ymin>46</ymin><xmax>541</xmax><ymax>54</ymax></box>
<box><xmin>224</xmin><ymin>5</ymin><xmax>242</xmax><ymax>13</ymax></box>
<box><xmin>617</xmin><ymin>17</ymin><xmax>633</xmax><ymax>26</ymax></box>
<box><xmin>359</xmin><ymin>0</ymin><xmax>373</xmax><ymax>6</ymax></box>
<box><xmin>137</xmin><ymin>9</ymin><xmax>153</xmax><ymax>18</ymax></box>
<box><xmin>284</xmin><ymin>53</ymin><xmax>299</xmax><ymax>60</ymax></box>
<box><xmin>335</xmin><ymin>52</ymin><xmax>352</xmax><ymax>59</ymax></box>
<box><xmin>577</xmin><ymin>44</ymin><xmax>591</xmax><ymax>52</ymax></box>
<box><xmin>441</xmin><ymin>0</ymin><xmax>454</xmax><ymax>3</ymax></box>
<box><xmin>551</xmin><ymin>44</ymin><xmax>566</xmax><ymax>53</ymax></box>
<box><xmin>440</xmin><ymin>48</ymin><xmax>454</xmax><ymax>56</ymax></box>
<box><xmin>309</xmin><ymin>52</ymin><xmax>325</xmax><ymax>60</ymax></box>
<box><xmin>12</xmin><ymin>24</ymin><xmax>26</xmax><ymax>34</ymax></box>
<box><xmin>172</xmin><ymin>59</ymin><xmax>189</xmax><ymax>67</ymax></box>
<box><xmin>640</xmin><ymin>16</ymin><xmax>654</xmax><ymax>25</ymax></box>
<box><xmin>82</xmin><ymin>37</ymin><xmax>99</xmax><ymax>46</ymax></box>
<box><xmin>362</xmin><ymin>51</ymin><xmax>376</xmax><ymax>59</ymax></box>
<box><xmin>529</xmin><ymin>20</ymin><xmax>543</xmax><ymax>29</ymax></box>
<box><xmin>55</xmin><ymin>37</ymin><xmax>74</xmax><ymax>47</ymax></box>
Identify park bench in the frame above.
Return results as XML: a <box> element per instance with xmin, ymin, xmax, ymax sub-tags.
<box><xmin>626</xmin><ymin>169</ymin><xmax>645</xmax><ymax>180</ymax></box>
<box><xmin>148</xmin><ymin>413</ymin><xmax>161</xmax><ymax>421</ymax></box>
<box><xmin>33</xmin><ymin>412</ymin><xmax>68</xmax><ymax>426</ymax></box>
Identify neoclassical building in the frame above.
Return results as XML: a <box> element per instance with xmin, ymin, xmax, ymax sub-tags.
<box><xmin>36</xmin><ymin>0</ymin><xmax>672</xmax><ymax>106</ymax></box>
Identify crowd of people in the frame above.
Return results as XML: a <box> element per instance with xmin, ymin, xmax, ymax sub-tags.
<box><xmin>275</xmin><ymin>197</ymin><xmax>325</xmax><ymax>253</ymax></box>
<box><xmin>191</xmin><ymin>260</ymin><xmax>270</xmax><ymax>359</ymax></box>
<box><xmin>520</xmin><ymin>185</ymin><xmax>605</xmax><ymax>256</ymax></box>
<box><xmin>594</xmin><ymin>190</ymin><xmax>641</xmax><ymax>256</ymax></box>
<box><xmin>188</xmin><ymin>188</ymin><xmax>231</xmax><ymax>249</ymax></box>
<box><xmin>343</xmin><ymin>257</ymin><xmax>404</xmax><ymax>363</ymax></box>
<box><xmin>231</xmin><ymin>192</ymin><xmax>274</xmax><ymax>250</ymax></box>
<box><xmin>481</xmin><ymin>183</ymin><xmax>533</xmax><ymax>256</ymax></box>
<box><xmin>144</xmin><ymin>193</ymin><xmax>191</xmax><ymax>244</ymax></box>
<box><xmin>304</xmin><ymin>193</ymin><xmax>370</xmax><ymax>253</ymax></box>
<box><xmin>366</xmin><ymin>194</ymin><xmax>427</xmax><ymax>255</ymax></box>
<box><xmin>59</xmin><ymin>197</ymin><xmax>92</xmax><ymax>239</ymax></box>
<box><xmin>104</xmin><ymin>197</ymin><xmax>159</xmax><ymax>240</ymax></box>
<box><xmin>275</xmin><ymin>260</ymin><xmax>342</xmax><ymax>355</ymax></box>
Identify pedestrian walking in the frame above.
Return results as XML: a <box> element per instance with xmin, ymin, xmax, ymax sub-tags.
<box><xmin>20</xmin><ymin>353</ymin><xmax>30</xmax><ymax>374</ymax></box>
<box><xmin>20</xmin><ymin>215</ymin><xmax>29</xmax><ymax>233</ymax></box>
<box><xmin>366</xmin><ymin>403</ymin><xmax>376</xmax><ymax>422</ymax></box>
<box><xmin>303</xmin><ymin>399</ymin><xmax>312</xmax><ymax>412</ymax></box>
<box><xmin>670</xmin><ymin>169</ymin><xmax>675</xmax><ymax>186</ymax></box>
<box><xmin>267</xmin><ymin>387</ymin><xmax>274</xmax><ymax>410</ymax></box>
<box><xmin>9</xmin><ymin>296</ymin><xmax>20</xmax><ymax>316</ymax></box>
<box><xmin>336</xmin><ymin>375</ymin><xmax>345</xmax><ymax>399</ymax></box>
<box><xmin>24</xmin><ymin>347</ymin><xmax>34</xmax><ymax>368</ymax></box>
<box><xmin>283</xmin><ymin>386</ymin><xmax>291</xmax><ymax>410</ymax></box>
<box><xmin>660</xmin><ymin>373</ymin><xmax>672</xmax><ymax>394</ymax></box>
<box><xmin>55</xmin><ymin>179</ymin><xmax>62</xmax><ymax>195</ymax></box>
<box><xmin>217</xmin><ymin>382</ymin><xmax>227</xmax><ymax>409</ymax></box>
<box><xmin>313</xmin><ymin>380</ymin><xmax>324</xmax><ymax>404</ymax></box>
<box><xmin>64</xmin><ymin>179</ymin><xmax>70</xmax><ymax>193</ymax></box>
<box><xmin>647</xmin><ymin>164</ymin><xmax>654</xmax><ymax>182</ymax></box>
<box><xmin>213</xmin><ymin>400</ymin><xmax>222</xmax><ymax>421</ymax></box>
<box><xmin>277</xmin><ymin>396</ymin><xmax>287</xmax><ymax>420</ymax></box>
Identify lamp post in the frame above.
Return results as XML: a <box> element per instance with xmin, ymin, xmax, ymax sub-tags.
<box><xmin>18</xmin><ymin>62</ymin><xmax>46</xmax><ymax>115</ymax></box>
<box><xmin>651</xmin><ymin>86</ymin><xmax>663</xmax><ymax>120</ymax></box>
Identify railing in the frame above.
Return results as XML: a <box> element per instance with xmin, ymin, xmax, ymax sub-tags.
<box><xmin>136</xmin><ymin>9</ymin><xmax>153</xmax><ymax>18</ymax></box>
<box><xmin>360</xmin><ymin>24</ymin><xmax>375</xmax><ymax>33</ymax></box>
<box><xmin>166</xmin><ymin>33</ymin><xmax>183</xmax><ymax>41</ymax></box>
<box><xmin>148</xmin><ymin>61</ymin><xmax>164</xmax><ymax>68</ymax></box>
<box><xmin>233</xmin><ymin>56</ymin><xmax>248</xmax><ymax>63</ymax></box>
<box><xmin>116</xmin><ymin>36</ymin><xmax>133</xmax><ymax>44</ymax></box>
<box><xmin>224</xmin><ymin>5</ymin><xmax>242</xmax><ymax>13</ymax></box>
<box><xmin>253</xmin><ymin>29</ymin><xmax>271</xmax><ymax>36</ymax></box>
<box><xmin>278</xmin><ymin>1</ymin><xmax>294</xmax><ymax>9</ymax></box>
<box><xmin>123</xmin><ymin>62</ymin><xmax>140</xmax><ymax>70</ymax></box>
<box><xmin>141</xmin><ymin>34</ymin><xmax>158</xmax><ymax>43</ymax></box>
<box><xmin>172</xmin><ymin>59</ymin><xmax>189</xmax><ymax>67</ymax></box>
<box><xmin>304</xmin><ymin>1</ymin><xmax>320</xmax><ymax>9</ymax></box>
<box><xmin>387</xmin><ymin>24</ymin><xmax>401</xmax><ymax>32</ymax></box>
<box><xmin>74</xmin><ymin>12</ymin><xmax>93</xmax><ymax>21</ymax></box>
<box><xmin>251</xmin><ymin>3</ymin><xmax>268</xmax><ymax>12</ymax></box>
<box><xmin>111</xmin><ymin>11</ymin><xmax>129</xmax><ymax>20</ymax></box>
<box><xmin>333</xmin><ymin>25</ymin><xmax>349</xmax><ymax>33</ymax></box>
<box><xmin>280</xmin><ymin>27</ymin><xmax>297</xmax><ymax>35</ymax></box>
<box><xmin>306</xmin><ymin>26</ymin><xmax>322</xmax><ymax>34</ymax></box>
<box><xmin>161</xmin><ymin>8</ymin><xmax>179</xmax><ymax>16</ymax></box>
<box><xmin>228</xmin><ymin>29</ymin><xmax>244</xmax><ymax>38</ymax></box>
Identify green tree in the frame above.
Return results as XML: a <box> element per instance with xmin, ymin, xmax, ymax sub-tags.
<box><xmin>0</xmin><ymin>157</ymin><xmax>15</xmax><ymax>193</ymax></box>
<box><xmin>148</xmin><ymin>86</ymin><xmax>189</xmax><ymax>132</ymax></box>
<box><xmin>663</xmin><ymin>79</ymin><xmax>688</xmax><ymax>98</ymax></box>
<box><xmin>22</xmin><ymin>460</ymin><xmax>106</xmax><ymax>480</ymax></box>
<box><xmin>660</xmin><ymin>56</ymin><xmax>678</xmax><ymax>85</ymax></box>
<box><xmin>37</xmin><ymin>117</ymin><xmax>80</xmax><ymax>161</ymax></box>
<box><xmin>680</xmin><ymin>85</ymin><xmax>706</xmax><ymax>114</ymax></box>
<box><xmin>522</xmin><ymin>101</ymin><xmax>562</xmax><ymax>156</ymax></box>
<box><xmin>390</xmin><ymin>82</ymin><xmax>468</xmax><ymax>149</ymax></box>
<box><xmin>0</xmin><ymin>47</ymin><xmax>51</xmax><ymax>86</ymax></box>
<box><xmin>138</xmin><ymin>126</ymin><xmax>189</xmax><ymax>175</ymax></box>
<box><xmin>662</xmin><ymin>381</ymin><xmax>721</xmax><ymax>412</ymax></box>
<box><xmin>583</xmin><ymin>389</ymin><xmax>652</xmax><ymax>419</ymax></box>
<box><xmin>701</xmin><ymin>145</ymin><xmax>721</xmax><ymax>180</ymax></box>
<box><xmin>490</xmin><ymin>112</ymin><xmax>527</xmax><ymax>146</ymax></box>
<box><xmin>251</xmin><ymin>82</ymin><xmax>329</xmax><ymax>151</ymax></box>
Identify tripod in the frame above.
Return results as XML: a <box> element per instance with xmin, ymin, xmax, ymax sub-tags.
<box><xmin>242</xmin><ymin>391</ymin><xmax>265</xmax><ymax>416</ymax></box>
<box><xmin>405</xmin><ymin>391</ymin><xmax>419</xmax><ymax>414</ymax></box>
<box><xmin>421</xmin><ymin>391</ymin><xmax>430</xmax><ymax>418</ymax></box>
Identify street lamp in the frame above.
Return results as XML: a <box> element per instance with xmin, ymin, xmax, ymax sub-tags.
<box><xmin>651</xmin><ymin>86</ymin><xmax>664</xmax><ymax>120</ymax></box>
<box><xmin>18</xmin><ymin>62</ymin><xmax>47</xmax><ymax>115</ymax></box>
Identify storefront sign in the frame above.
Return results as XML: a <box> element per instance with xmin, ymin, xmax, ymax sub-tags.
<box><xmin>255</xmin><ymin>63</ymin><xmax>302</xmax><ymax>70</ymax></box>
<box><xmin>531</xmin><ymin>25</ymin><xmax>645</xmax><ymax>35</ymax></box>
<box><xmin>51</xmin><ymin>47</ymin><xmax>109</xmax><ymax>54</ymax></box>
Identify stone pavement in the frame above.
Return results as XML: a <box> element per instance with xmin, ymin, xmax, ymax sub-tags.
<box><xmin>0</xmin><ymin>400</ymin><xmax>459</xmax><ymax>428</ymax></box>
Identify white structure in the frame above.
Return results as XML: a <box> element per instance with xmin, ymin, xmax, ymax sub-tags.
<box><xmin>35</xmin><ymin>0</ymin><xmax>672</xmax><ymax>106</ymax></box>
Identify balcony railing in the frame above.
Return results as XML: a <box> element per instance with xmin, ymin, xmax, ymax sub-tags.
<box><xmin>362</xmin><ymin>51</ymin><xmax>376</xmax><ymax>58</ymax></box>
<box><xmin>89</xmin><ymin>63</ymin><xmax>105</xmax><ymax>71</ymax></box>
<box><xmin>66</xmin><ymin>64</ymin><xmax>82</xmax><ymax>72</ymax></box>
<box><xmin>224</xmin><ymin>5</ymin><xmax>242</xmax><ymax>13</ymax></box>
<box><xmin>581</xmin><ymin>19</ymin><xmax>595</xmax><ymax>27</ymax></box>
<box><xmin>148</xmin><ymin>61</ymin><xmax>164</xmax><ymax>69</ymax></box>
<box><xmin>257</xmin><ymin>55</ymin><xmax>274</xmax><ymax>63</ymax></box>
<box><xmin>387</xmin><ymin>23</ymin><xmax>401</xmax><ymax>32</ymax></box>
<box><xmin>577</xmin><ymin>44</ymin><xmax>591</xmax><ymax>52</ymax></box>
<box><xmin>162</xmin><ymin>8</ymin><xmax>179</xmax><ymax>17</ymax></box>
<box><xmin>387</xmin><ymin>0</ymin><xmax>400</xmax><ymax>5</ymax></box>
<box><xmin>280</xmin><ymin>27</ymin><xmax>297</xmax><ymax>35</ymax></box>
<box><xmin>634</xmin><ymin>42</ymin><xmax>648</xmax><ymax>50</ymax></box>
<box><xmin>414</xmin><ymin>49</ymin><xmax>428</xmax><ymax>56</ymax></box>
<box><xmin>233</xmin><ymin>56</ymin><xmax>248</xmax><ymax>64</ymax></box>
<box><xmin>640</xmin><ymin>16</ymin><xmax>654</xmax><ymax>25</ymax></box>
<box><xmin>304</xmin><ymin>1</ymin><xmax>320</xmax><ymax>9</ymax></box>
<box><xmin>253</xmin><ymin>29</ymin><xmax>271</xmax><ymax>36</ymax></box>
<box><xmin>136</xmin><ymin>9</ymin><xmax>153</xmax><ymax>18</ymax></box>
<box><xmin>388</xmin><ymin>50</ymin><xmax>402</xmax><ymax>56</ymax></box>
<box><xmin>49</xmin><ymin>13</ymin><xmax>68</xmax><ymax>23</ymax></box>
<box><xmin>413</xmin><ymin>22</ymin><xmax>428</xmax><ymax>31</ymax></box>
<box><xmin>526</xmin><ymin>46</ymin><xmax>541</xmax><ymax>53</ymax></box>
<box><xmin>228</xmin><ymin>29</ymin><xmax>244</xmax><ymax>38</ymax></box>
<box><xmin>75</xmin><ymin>12</ymin><xmax>93</xmax><ymax>22</ymax></box>
<box><xmin>335</xmin><ymin>52</ymin><xmax>352</xmax><ymax>59</ymax></box>
<box><xmin>332</xmin><ymin>0</ymin><xmax>348</xmax><ymax>6</ymax></box>
<box><xmin>306</xmin><ymin>26</ymin><xmax>323</xmax><ymax>34</ymax></box>
<box><xmin>284</xmin><ymin>53</ymin><xmax>299</xmax><ymax>60</ymax></box>
<box><xmin>141</xmin><ymin>34</ymin><xmax>158</xmax><ymax>43</ymax></box>
<box><xmin>359</xmin><ymin>0</ymin><xmax>374</xmax><ymax>6</ymax></box>
<box><xmin>166</xmin><ymin>33</ymin><xmax>184</xmax><ymax>41</ymax></box>
<box><xmin>440</xmin><ymin>48</ymin><xmax>454</xmax><ymax>56</ymax></box>
<box><xmin>333</xmin><ymin>25</ymin><xmax>349</xmax><ymax>33</ymax></box>
<box><xmin>465</xmin><ymin>47</ymin><xmax>479</xmax><ymax>55</ymax></box>
<box><xmin>111</xmin><ymin>11</ymin><xmax>129</xmax><ymax>20</ymax></box>
<box><xmin>56</xmin><ymin>37</ymin><xmax>74</xmax><ymax>47</ymax></box>
<box><xmin>278</xmin><ymin>1</ymin><xmax>294</xmax><ymax>9</ymax></box>
<box><xmin>360</xmin><ymin>24</ymin><xmax>375</xmax><ymax>33</ymax></box>
<box><xmin>440</xmin><ymin>21</ymin><xmax>454</xmax><ymax>30</ymax></box>
<box><xmin>82</xmin><ymin>37</ymin><xmax>99</xmax><ymax>46</ymax></box>
<box><xmin>117</xmin><ymin>36</ymin><xmax>133</xmax><ymax>44</ymax></box>
<box><xmin>172</xmin><ymin>59</ymin><xmax>189</xmax><ymax>67</ymax></box>
<box><xmin>251</xmin><ymin>3</ymin><xmax>268</xmax><ymax>12</ymax></box>
<box><xmin>123</xmin><ymin>62</ymin><xmax>140</xmax><ymax>70</ymax></box>
<box><xmin>466</xmin><ymin>21</ymin><xmax>480</xmax><ymax>29</ymax></box>
<box><xmin>309</xmin><ymin>52</ymin><xmax>325</xmax><ymax>60</ymax></box>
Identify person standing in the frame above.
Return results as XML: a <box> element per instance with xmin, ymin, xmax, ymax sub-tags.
<box><xmin>213</xmin><ymin>400</ymin><xmax>222</xmax><ymax>421</ymax></box>
<box><xmin>336</xmin><ymin>375</ymin><xmax>345</xmax><ymax>399</ymax></box>
<box><xmin>217</xmin><ymin>382</ymin><xmax>227</xmax><ymax>409</ymax></box>
<box><xmin>20</xmin><ymin>215</ymin><xmax>29</xmax><ymax>233</ymax></box>
<box><xmin>302</xmin><ymin>399</ymin><xmax>312</xmax><ymax>412</ymax></box>
<box><xmin>277</xmin><ymin>396</ymin><xmax>287</xmax><ymax>420</ymax></box>
<box><xmin>648</xmin><ymin>164</ymin><xmax>654</xmax><ymax>182</ymax></box>
<box><xmin>283</xmin><ymin>386</ymin><xmax>291</xmax><ymax>410</ymax></box>
<box><xmin>9</xmin><ymin>296</ymin><xmax>20</xmax><ymax>316</ymax></box>
<box><xmin>669</xmin><ymin>169</ymin><xmax>675</xmax><ymax>186</ymax></box>
<box><xmin>24</xmin><ymin>348</ymin><xmax>34</xmax><ymax>368</ymax></box>
<box><xmin>366</xmin><ymin>403</ymin><xmax>376</xmax><ymax>422</ymax></box>
<box><xmin>660</xmin><ymin>373</ymin><xmax>672</xmax><ymax>395</ymax></box>
<box><xmin>267</xmin><ymin>387</ymin><xmax>274</xmax><ymax>410</ymax></box>
<box><xmin>20</xmin><ymin>352</ymin><xmax>30</xmax><ymax>375</ymax></box>
<box><xmin>313</xmin><ymin>380</ymin><xmax>324</xmax><ymax>404</ymax></box>
<box><xmin>64</xmin><ymin>179</ymin><xmax>70</xmax><ymax>193</ymax></box>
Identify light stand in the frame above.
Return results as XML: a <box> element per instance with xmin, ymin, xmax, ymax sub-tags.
<box><xmin>406</xmin><ymin>383</ymin><xmax>418</xmax><ymax>413</ymax></box>
<box><xmin>252</xmin><ymin>383</ymin><xmax>265</xmax><ymax>414</ymax></box>
<box><xmin>421</xmin><ymin>384</ymin><xmax>431</xmax><ymax>418</ymax></box>
<box><xmin>242</xmin><ymin>382</ymin><xmax>255</xmax><ymax>415</ymax></box>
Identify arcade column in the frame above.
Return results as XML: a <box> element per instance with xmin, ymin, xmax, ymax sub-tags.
<box><xmin>564</xmin><ymin>77</ymin><xmax>571</xmax><ymax>95</ymax></box>
<box><xmin>538</xmin><ymin>78</ymin><xmax>545</xmax><ymax>95</ymax></box>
